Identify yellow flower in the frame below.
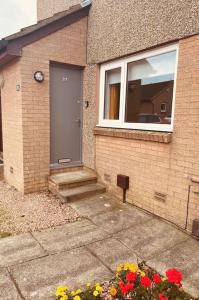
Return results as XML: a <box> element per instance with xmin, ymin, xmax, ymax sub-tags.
<box><xmin>55</xmin><ymin>290</ymin><xmax>66</xmax><ymax>297</ymax></box>
<box><xmin>60</xmin><ymin>296</ymin><xmax>68</xmax><ymax>300</ymax></box>
<box><xmin>116</xmin><ymin>264</ymin><xmax>123</xmax><ymax>272</ymax></box>
<box><xmin>75</xmin><ymin>289</ymin><xmax>82</xmax><ymax>295</ymax></box>
<box><xmin>57</xmin><ymin>286</ymin><xmax>67</xmax><ymax>291</ymax></box>
<box><xmin>129</xmin><ymin>263</ymin><xmax>138</xmax><ymax>273</ymax></box>
<box><xmin>86</xmin><ymin>283</ymin><xmax>91</xmax><ymax>288</ymax></box>
<box><xmin>55</xmin><ymin>286</ymin><xmax>67</xmax><ymax>296</ymax></box>
<box><xmin>71</xmin><ymin>291</ymin><xmax>76</xmax><ymax>296</ymax></box>
<box><xmin>137</xmin><ymin>269</ymin><xmax>146</xmax><ymax>277</ymax></box>
<box><xmin>96</xmin><ymin>285</ymin><xmax>103</xmax><ymax>292</ymax></box>
<box><xmin>73</xmin><ymin>296</ymin><xmax>81</xmax><ymax>300</ymax></box>
<box><xmin>124</xmin><ymin>262</ymin><xmax>130</xmax><ymax>271</ymax></box>
<box><xmin>93</xmin><ymin>290</ymin><xmax>99</xmax><ymax>297</ymax></box>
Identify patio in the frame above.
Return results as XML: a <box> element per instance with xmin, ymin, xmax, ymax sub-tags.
<box><xmin>0</xmin><ymin>193</ymin><xmax>199</xmax><ymax>299</ymax></box>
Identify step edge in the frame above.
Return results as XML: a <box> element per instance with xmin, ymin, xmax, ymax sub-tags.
<box><xmin>59</xmin><ymin>183</ymin><xmax>106</xmax><ymax>197</ymax></box>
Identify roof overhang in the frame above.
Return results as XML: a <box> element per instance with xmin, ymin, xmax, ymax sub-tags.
<box><xmin>0</xmin><ymin>51</ymin><xmax>20</xmax><ymax>68</ymax></box>
<box><xmin>0</xmin><ymin>4</ymin><xmax>90</xmax><ymax>69</ymax></box>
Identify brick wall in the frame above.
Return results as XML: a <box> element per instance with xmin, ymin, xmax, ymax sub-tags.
<box><xmin>37</xmin><ymin>0</ymin><xmax>81</xmax><ymax>21</ymax></box>
<box><xmin>95</xmin><ymin>35</ymin><xmax>199</xmax><ymax>230</ymax></box>
<box><xmin>1</xmin><ymin>60</ymin><xmax>24</xmax><ymax>192</ymax></box>
<box><xmin>1</xmin><ymin>17</ymin><xmax>87</xmax><ymax>194</ymax></box>
<box><xmin>21</xmin><ymin>18</ymin><xmax>87</xmax><ymax>193</ymax></box>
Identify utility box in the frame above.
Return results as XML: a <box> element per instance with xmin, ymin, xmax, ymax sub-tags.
<box><xmin>117</xmin><ymin>174</ymin><xmax>129</xmax><ymax>190</ymax></box>
<box><xmin>192</xmin><ymin>219</ymin><xmax>199</xmax><ymax>238</ymax></box>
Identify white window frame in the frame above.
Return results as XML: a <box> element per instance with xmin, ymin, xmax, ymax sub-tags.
<box><xmin>98</xmin><ymin>43</ymin><xmax>179</xmax><ymax>132</ymax></box>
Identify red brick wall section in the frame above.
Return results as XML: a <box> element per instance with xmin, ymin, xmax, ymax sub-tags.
<box><xmin>95</xmin><ymin>35</ymin><xmax>199</xmax><ymax>230</ymax></box>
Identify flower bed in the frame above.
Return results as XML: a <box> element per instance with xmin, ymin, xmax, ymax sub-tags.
<box><xmin>55</xmin><ymin>262</ymin><xmax>194</xmax><ymax>300</ymax></box>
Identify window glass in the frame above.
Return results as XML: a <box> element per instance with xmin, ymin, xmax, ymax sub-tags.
<box><xmin>104</xmin><ymin>67</ymin><xmax>121</xmax><ymax>120</ymax></box>
<box><xmin>125</xmin><ymin>51</ymin><xmax>176</xmax><ymax>124</ymax></box>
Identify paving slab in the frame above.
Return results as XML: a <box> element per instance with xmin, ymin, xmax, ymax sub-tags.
<box><xmin>33</xmin><ymin>219</ymin><xmax>110</xmax><ymax>253</ymax></box>
<box><xmin>10</xmin><ymin>247</ymin><xmax>112</xmax><ymax>300</ymax></box>
<box><xmin>87</xmin><ymin>237</ymin><xmax>138</xmax><ymax>272</ymax></box>
<box><xmin>69</xmin><ymin>193</ymin><xmax>124</xmax><ymax>217</ymax></box>
<box><xmin>0</xmin><ymin>268</ymin><xmax>21</xmax><ymax>300</ymax></box>
<box><xmin>114</xmin><ymin>219</ymin><xmax>189</xmax><ymax>260</ymax></box>
<box><xmin>0</xmin><ymin>233</ymin><xmax>46</xmax><ymax>267</ymax></box>
<box><xmin>91</xmin><ymin>205</ymin><xmax>152</xmax><ymax>234</ymax></box>
<box><xmin>148</xmin><ymin>238</ymin><xmax>199</xmax><ymax>298</ymax></box>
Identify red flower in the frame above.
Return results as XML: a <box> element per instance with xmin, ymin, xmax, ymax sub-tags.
<box><xmin>126</xmin><ymin>272</ymin><xmax>137</xmax><ymax>282</ymax></box>
<box><xmin>166</xmin><ymin>268</ymin><xmax>182</xmax><ymax>285</ymax></box>
<box><xmin>140</xmin><ymin>276</ymin><xmax>151</xmax><ymax>287</ymax></box>
<box><xmin>159</xmin><ymin>293</ymin><xmax>168</xmax><ymax>300</ymax></box>
<box><xmin>119</xmin><ymin>281</ymin><xmax>134</xmax><ymax>295</ymax></box>
<box><xmin>153</xmin><ymin>273</ymin><xmax>162</xmax><ymax>284</ymax></box>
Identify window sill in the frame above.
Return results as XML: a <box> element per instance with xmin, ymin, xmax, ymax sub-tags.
<box><xmin>93</xmin><ymin>127</ymin><xmax>172</xmax><ymax>144</ymax></box>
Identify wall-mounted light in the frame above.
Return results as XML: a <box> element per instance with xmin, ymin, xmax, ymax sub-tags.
<box><xmin>34</xmin><ymin>71</ymin><xmax>44</xmax><ymax>83</ymax></box>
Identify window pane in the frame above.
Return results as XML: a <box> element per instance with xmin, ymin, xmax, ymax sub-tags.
<box><xmin>125</xmin><ymin>51</ymin><xmax>176</xmax><ymax>125</ymax></box>
<box><xmin>104</xmin><ymin>67</ymin><xmax>121</xmax><ymax>120</ymax></box>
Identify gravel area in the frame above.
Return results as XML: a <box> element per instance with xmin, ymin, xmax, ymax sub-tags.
<box><xmin>0</xmin><ymin>181</ymin><xmax>81</xmax><ymax>235</ymax></box>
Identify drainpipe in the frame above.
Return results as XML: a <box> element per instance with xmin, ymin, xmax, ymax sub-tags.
<box><xmin>185</xmin><ymin>177</ymin><xmax>199</xmax><ymax>237</ymax></box>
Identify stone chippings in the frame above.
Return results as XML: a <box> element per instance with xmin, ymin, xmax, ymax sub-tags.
<box><xmin>0</xmin><ymin>181</ymin><xmax>80</xmax><ymax>234</ymax></box>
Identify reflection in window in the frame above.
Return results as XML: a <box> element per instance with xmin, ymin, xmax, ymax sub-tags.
<box><xmin>125</xmin><ymin>51</ymin><xmax>176</xmax><ymax>124</ymax></box>
<box><xmin>104</xmin><ymin>68</ymin><xmax>121</xmax><ymax>120</ymax></box>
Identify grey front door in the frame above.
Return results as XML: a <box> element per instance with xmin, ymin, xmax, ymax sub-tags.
<box><xmin>50</xmin><ymin>63</ymin><xmax>83</xmax><ymax>167</ymax></box>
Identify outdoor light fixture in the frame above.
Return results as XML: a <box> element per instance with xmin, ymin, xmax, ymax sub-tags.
<box><xmin>34</xmin><ymin>71</ymin><xmax>44</xmax><ymax>83</ymax></box>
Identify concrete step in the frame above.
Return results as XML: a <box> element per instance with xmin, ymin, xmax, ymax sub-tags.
<box><xmin>58</xmin><ymin>183</ymin><xmax>106</xmax><ymax>202</ymax></box>
<box><xmin>49</xmin><ymin>169</ymin><xmax>98</xmax><ymax>193</ymax></box>
<box><xmin>50</xmin><ymin>165</ymin><xmax>83</xmax><ymax>175</ymax></box>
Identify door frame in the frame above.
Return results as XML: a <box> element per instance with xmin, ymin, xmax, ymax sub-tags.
<box><xmin>49</xmin><ymin>61</ymin><xmax>84</xmax><ymax>169</ymax></box>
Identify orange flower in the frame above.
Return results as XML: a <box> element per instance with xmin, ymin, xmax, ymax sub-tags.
<box><xmin>109</xmin><ymin>287</ymin><xmax>117</xmax><ymax>297</ymax></box>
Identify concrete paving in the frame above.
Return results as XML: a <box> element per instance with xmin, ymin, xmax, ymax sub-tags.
<box><xmin>0</xmin><ymin>233</ymin><xmax>46</xmax><ymax>267</ymax></box>
<box><xmin>0</xmin><ymin>193</ymin><xmax>199</xmax><ymax>299</ymax></box>
<box><xmin>0</xmin><ymin>268</ymin><xmax>21</xmax><ymax>300</ymax></box>
<box><xmin>10</xmin><ymin>248</ymin><xmax>112</xmax><ymax>300</ymax></box>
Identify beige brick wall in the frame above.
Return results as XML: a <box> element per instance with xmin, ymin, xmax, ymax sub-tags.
<box><xmin>0</xmin><ymin>60</ymin><xmax>24</xmax><ymax>192</ymax></box>
<box><xmin>21</xmin><ymin>18</ymin><xmax>87</xmax><ymax>193</ymax></box>
<box><xmin>1</xmin><ymin>17</ymin><xmax>87</xmax><ymax>194</ymax></box>
<box><xmin>95</xmin><ymin>35</ymin><xmax>199</xmax><ymax>231</ymax></box>
<box><xmin>83</xmin><ymin>0</ymin><xmax>199</xmax><ymax>169</ymax></box>
<box><xmin>37</xmin><ymin>0</ymin><xmax>81</xmax><ymax>21</ymax></box>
